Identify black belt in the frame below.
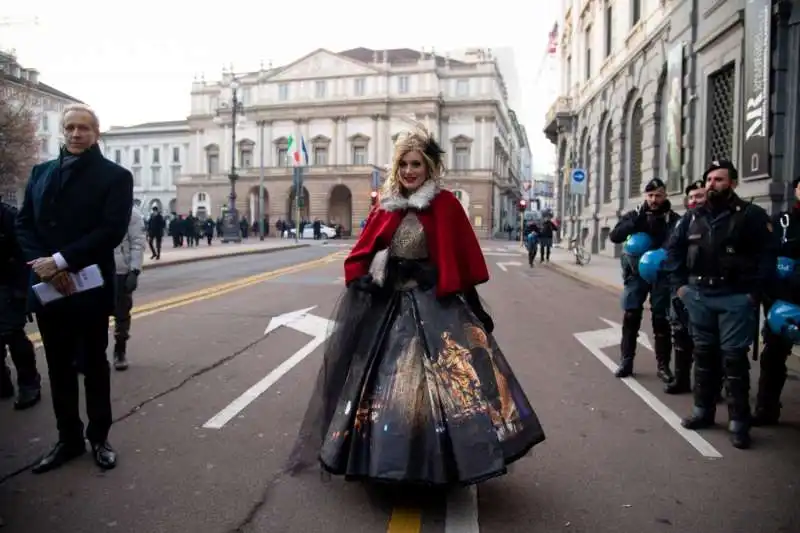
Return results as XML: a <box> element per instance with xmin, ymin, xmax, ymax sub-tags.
<box><xmin>688</xmin><ymin>275</ymin><xmax>729</xmax><ymax>288</ymax></box>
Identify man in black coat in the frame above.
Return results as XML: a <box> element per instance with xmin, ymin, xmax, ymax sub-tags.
<box><xmin>0</xmin><ymin>200</ymin><xmax>41</xmax><ymax>410</ymax></box>
<box><xmin>16</xmin><ymin>104</ymin><xmax>133</xmax><ymax>473</ymax></box>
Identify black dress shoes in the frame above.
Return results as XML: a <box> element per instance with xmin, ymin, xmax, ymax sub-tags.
<box><xmin>31</xmin><ymin>441</ymin><xmax>86</xmax><ymax>474</ymax></box>
<box><xmin>91</xmin><ymin>441</ymin><xmax>117</xmax><ymax>470</ymax></box>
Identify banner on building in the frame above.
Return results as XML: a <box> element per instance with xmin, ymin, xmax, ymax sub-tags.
<box><xmin>665</xmin><ymin>43</ymin><xmax>684</xmax><ymax>186</ymax></box>
<box><xmin>741</xmin><ymin>0</ymin><xmax>772</xmax><ymax>180</ymax></box>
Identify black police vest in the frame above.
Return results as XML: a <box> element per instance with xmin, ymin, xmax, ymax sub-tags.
<box><xmin>686</xmin><ymin>203</ymin><xmax>757</xmax><ymax>282</ymax></box>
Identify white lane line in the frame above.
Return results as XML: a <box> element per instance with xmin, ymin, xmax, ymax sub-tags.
<box><xmin>202</xmin><ymin>335</ymin><xmax>326</xmax><ymax>429</ymax></box>
<box><xmin>574</xmin><ymin>331</ymin><xmax>723</xmax><ymax>459</ymax></box>
<box><xmin>445</xmin><ymin>485</ymin><xmax>480</xmax><ymax>533</ymax></box>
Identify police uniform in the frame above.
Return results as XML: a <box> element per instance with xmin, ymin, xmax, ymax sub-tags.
<box><xmin>665</xmin><ymin>160</ymin><xmax>775</xmax><ymax>449</ymax></box>
<box><xmin>665</xmin><ymin>180</ymin><xmax>706</xmax><ymax>395</ymax></box>
<box><xmin>755</xmin><ymin>179</ymin><xmax>800</xmax><ymax>425</ymax></box>
<box><xmin>609</xmin><ymin>178</ymin><xmax>681</xmax><ymax>381</ymax></box>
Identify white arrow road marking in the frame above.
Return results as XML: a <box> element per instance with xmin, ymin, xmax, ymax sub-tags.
<box><xmin>483</xmin><ymin>252</ymin><xmax>524</xmax><ymax>257</ymax></box>
<box><xmin>203</xmin><ymin>306</ymin><xmax>334</xmax><ymax>430</ymax></box>
<box><xmin>574</xmin><ymin>318</ymin><xmax>722</xmax><ymax>459</ymax></box>
<box><xmin>445</xmin><ymin>485</ymin><xmax>479</xmax><ymax>533</ymax></box>
<box><xmin>496</xmin><ymin>261</ymin><xmax>523</xmax><ymax>272</ymax></box>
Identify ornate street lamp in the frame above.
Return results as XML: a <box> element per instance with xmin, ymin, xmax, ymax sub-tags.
<box><xmin>217</xmin><ymin>77</ymin><xmax>244</xmax><ymax>243</ymax></box>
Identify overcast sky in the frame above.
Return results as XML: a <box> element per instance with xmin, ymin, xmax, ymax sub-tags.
<box><xmin>3</xmin><ymin>0</ymin><xmax>560</xmax><ymax>173</ymax></box>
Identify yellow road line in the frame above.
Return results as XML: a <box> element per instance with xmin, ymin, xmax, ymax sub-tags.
<box><xmin>387</xmin><ymin>508</ymin><xmax>422</xmax><ymax>533</ymax></box>
<box><xmin>26</xmin><ymin>251</ymin><xmax>346</xmax><ymax>346</ymax></box>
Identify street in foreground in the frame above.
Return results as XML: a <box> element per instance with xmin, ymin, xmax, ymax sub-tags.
<box><xmin>1</xmin><ymin>245</ymin><xmax>798</xmax><ymax>533</ymax></box>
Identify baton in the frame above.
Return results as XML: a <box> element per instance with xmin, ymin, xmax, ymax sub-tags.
<box><xmin>752</xmin><ymin>303</ymin><xmax>761</xmax><ymax>362</ymax></box>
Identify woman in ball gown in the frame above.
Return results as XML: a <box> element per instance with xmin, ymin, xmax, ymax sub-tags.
<box><xmin>288</xmin><ymin>127</ymin><xmax>545</xmax><ymax>487</ymax></box>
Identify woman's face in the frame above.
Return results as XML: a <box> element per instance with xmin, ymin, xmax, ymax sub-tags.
<box><xmin>398</xmin><ymin>150</ymin><xmax>428</xmax><ymax>192</ymax></box>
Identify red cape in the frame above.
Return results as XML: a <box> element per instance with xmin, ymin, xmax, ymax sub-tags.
<box><xmin>344</xmin><ymin>189</ymin><xmax>489</xmax><ymax>297</ymax></box>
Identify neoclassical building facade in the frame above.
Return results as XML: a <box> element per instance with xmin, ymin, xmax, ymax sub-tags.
<box><xmin>544</xmin><ymin>0</ymin><xmax>798</xmax><ymax>257</ymax></box>
<box><xmin>104</xmin><ymin>47</ymin><xmax>526</xmax><ymax>238</ymax></box>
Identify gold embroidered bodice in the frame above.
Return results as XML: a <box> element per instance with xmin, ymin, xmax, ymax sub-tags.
<box><xmin>389</xmin><ymin>212</ymin><xmax>428</xmax><ymax>260</ymax></box>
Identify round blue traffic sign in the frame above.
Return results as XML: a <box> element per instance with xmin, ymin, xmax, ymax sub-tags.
<box><xmin>571</xmin><ymin>168</ymin><xmax>586</xmax><ymax>183</ymax></box>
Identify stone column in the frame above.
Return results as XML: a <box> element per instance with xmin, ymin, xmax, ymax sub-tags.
<box><xmin>264</xmin><ymin>121</ymin><xmax>273</xmax><ymax>167</ymax></box>
<box><xmin>371</xmin><ymin>115</ymin><xmax>379</xmax><ymax>164</ymax></box>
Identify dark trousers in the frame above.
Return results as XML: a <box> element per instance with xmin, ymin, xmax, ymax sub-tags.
<box><xmin>0</xmin><ymin>329</ymin><xmax>39</xmax><ymax>386</ymax></box>
<box><xmin>37</xmin><ymin>309</ymin><xmax>112</xmax><ymax>444</ymax></box>
<box><xmin>539</xmin><ymin>238</ymin><xmax>552</xmax><ymax>261</ymax></box>
<box><xmin>113</xmin><ymin>274</ymin><xmax>133</xmax><ymax>342</ymax></box>
<box><xmin>148</xmin><ymin>235</ymin><xmax>162</xmax><ymax>258</ymax></box>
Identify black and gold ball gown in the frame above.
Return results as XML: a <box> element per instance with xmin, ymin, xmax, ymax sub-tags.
<box><xmin>288</xmin><ymin>193</ymin><xmax>545</xmax><ymax>487</ymax></box>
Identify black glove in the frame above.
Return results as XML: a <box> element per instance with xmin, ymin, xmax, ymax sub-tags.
<box><xmin>464</xmin><ymin>288</ymin><xmax>494</xmax><ymax>334</ymax></box>
<box><xmin>124</xmin><ymin>270</ymin><xmax>140</xmax><ymax>292</ymax></box>
<box><xmin>347</xmin><ymin>274</ymin><xmax>381</xmax><ymax>295</ymax></box>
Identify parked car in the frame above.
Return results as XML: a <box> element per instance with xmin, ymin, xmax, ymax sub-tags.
<box><xmin>288</xmin><ymin>224</ymin><xmax>338</xmax><ymax>239</ymax></box>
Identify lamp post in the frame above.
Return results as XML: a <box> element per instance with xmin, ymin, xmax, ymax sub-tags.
<box><xmin>219</xmin><ymin>77</ymin><xmax>244</xmax><ymax>243</ymax></box>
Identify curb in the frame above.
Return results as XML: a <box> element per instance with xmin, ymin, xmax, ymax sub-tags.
<box><xmin>140</xmin><ymin>243</ymin><xmax>311</xmax><ymax>271</ymax></box>
<box><xmin>546</xmin><ymin>261</ymin><xmax>622</xmax><ymax>297</ymax></box>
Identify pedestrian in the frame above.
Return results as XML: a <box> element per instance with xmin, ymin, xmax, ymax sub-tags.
<box><xmin>664</xmin><ymin>179</ymin><xmax>707</xmax><ymax>395</ymax></box>
<box><xmin>147</xmin><ymin>206</ymin><xmax>165</xmax><ymax>259</ymax></box>
<box><xmin>753</xmin><ymin>176</ymin><xmax>800</xmax><ymax>426</ymax></box>
<box><xmin>287</xmin><ymin>126</ymin><xmax>545</xmax><ymax>486</ymax></box>
<box><xmin>0</xmin><ymin>199</ymin><xmax>41</xmax><ymax>410</ymax></box>
<box><xmin>113</xmin><ymin>205</ymin><xmax>145</xmax><ymax>370</ymax></box>
<box><xmin>526</xmin><ymin>227</ymin><xmax>539</xmax><ymax>267</ymax></box>
<box><xmin>16</xmin><ymin>103</ymin><xmax>134</xmax><ymax>472</ymax></box>
<box><xmin>665</xmin><ymin>160</ymin><xmax>775</xmax><ymax>449</ymax></box>
<box><xmin>609</xmin><ymin>178</ymin><xmax>681</xmax><ymax>382</ymax></box>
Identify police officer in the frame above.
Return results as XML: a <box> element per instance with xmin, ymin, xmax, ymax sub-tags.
<box><xmin>0</xmin><ymin>200</ymin><xmax>41</xmax><ymax>410</ymax></box>
<box><xmin>666</xmin><ymin>160</ymin><xmax>775</xmax><ymax>449</ymax></box>
<box><xmin>753</xmin><ymin>176</ymin><xmax>800</xmax><ymax>425</ymax></box>
<box><xmin>609</xmin><ymin>178</ymin><xmax>681</xmax><ymax>381</ymax></box>
<box><xmin>665</xmin><ymin>180</ymin><xmax>707</xmax><ymax>394</ymax></box>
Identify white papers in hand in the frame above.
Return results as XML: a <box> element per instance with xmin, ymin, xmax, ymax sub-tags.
<box><xmin>32</xmin><ymin>264</ymin><xmax>105</xmax><ymax>305</ymax></box>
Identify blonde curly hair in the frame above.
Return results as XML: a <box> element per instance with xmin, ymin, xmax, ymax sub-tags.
<box><xmin>381</xmin><ymin>126</ymin><xmax>446</xmax><ymax>198</ymax></box>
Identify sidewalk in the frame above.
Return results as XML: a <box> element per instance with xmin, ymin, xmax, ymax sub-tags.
<box><xmin>141</xmin><ymin>238</ymin><xmax>311</xmax><ymax>270</ymax></box>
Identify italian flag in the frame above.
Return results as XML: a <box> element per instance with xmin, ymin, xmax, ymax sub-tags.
<box><xmin>287</xmin><ymin>134</ymin><xmax>309</xmax><ymax>167</ymax></box>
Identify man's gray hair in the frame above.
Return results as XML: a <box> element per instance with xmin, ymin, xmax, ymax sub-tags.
<box><xmin>61</xmin><ymin>103</ymin><xmax>100</xmax><ymax>132</ymax></box>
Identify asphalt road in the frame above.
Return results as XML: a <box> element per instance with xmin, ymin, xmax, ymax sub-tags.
<box><xmin>1</xmin><ymin>244</ymin><xmax>799</xmax><ymax>533</ymax></box>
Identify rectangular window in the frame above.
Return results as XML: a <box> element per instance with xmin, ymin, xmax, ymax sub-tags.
<box><xmin>315</xmin><ymin>80</ymin><xmax>326</xmax><ymax>98</ymax></box>
<box><xmin>314</xmin><ymin>147</ymin><xmax>328</xmax><ymax>165</ymax></box>
<box><xmin>115</xmin><ymin>150</ymin><xmax>122</xmax><ymax>164</ymax></box>
<box><xmin>604</xmin><ymin>6</ymin><xmax>613</xmax><ymax>58</ymax></box>
<box><xmin>352</xmin><ymin>146</ymin><xmax>367</xmax><ymax>165</ymax></box>
<box><xmin>133</xmin><ymin>167</ymin><xmax>142</xmax><ymax>187</ymax></box>
<box><xmin>398</xmin><ymin>76</ymin><xmax>409</xmax><ymax>94</ymax></box>
<box><xmin>278</xmin><ymin>83</ymin><xmax>289</xmax><ymax>101</ymax></box>
<box><xmin>278</xmin><ymin>148</ymin><xmax>288</xmax><ymax>167</ymax></box>
<box><xmin>456</xmin><ymin>79</ymin><xmax>469</xmax><ymax>96</ymax></box>
<box><xmin>172</xmin><ymin>146</ymin><xmax>180</xmax><ymax>163</ymax></box>
<box><xmin>454</xmin><ymin>147</ymin><xmax>469</xmax><ymax>170</ymax></box>
<box><xmin>631</xmin><ymin>0</ymin><xmax>641</xmax><ymax>26</ymax></box>
<box><xmin>354</xmin><ymin>78</ymin><xmax>365</xmax><ymax>96</ymax></box>
<box><xmin>585</xmin><ymin>25</ymin><xmax>592</xmax><ymax>81</ymax></box>
<box><xmin>152</xmin><ymin>148</ymin><xmax>160</xmax><ymax>164</ymax></box>
<box><xmin>133</xmin><ymin>149</ymin><xmax>141</xmax><ymax>165</ymax></box>
<box><xmin>208</xmin><ymin>154</ymin><xmax>219</xmax><ymax>174</ymax></box>
<box><xmin>151</xmin><ymin>167</ymin><xmax>161</xmax><ymax>188</ymax></box>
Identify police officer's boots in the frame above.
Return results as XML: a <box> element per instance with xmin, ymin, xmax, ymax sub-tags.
<box><xmin>722</xmin><ymin>350</ymin><xmax>752</xmax><ymax>449</ymax></box>
<box><xmin>0</xmin><ymin>362</ymin><xmax>13</xmax><ymax>400</ymax></box>
<box><xmin>681</xmin><ymin>347</ymin><xmax>718</xmax><ymax>430</ymax></box>
<box><xmin>652</xmin><ymin>316</ymin><xmax>674</xmax><ymax>384</ymax></box>
<box><xmin>615</xmin><ymin>310</ymin><xmax>643</xmax><ymax>378</ymax></box>
<box><xmin>752</xmin><ymin>343</ymin><xmax>788</xmax><ymax>426</ymax></box>
<box><xmin>113</xmin><ymin>339</ymin><xmax>129</xmax><ymax>371</ymax></box>
<box><xmin>665</xmin><ymin>346</ymin><xmax>692</xmax><ymax>394</ymax></box>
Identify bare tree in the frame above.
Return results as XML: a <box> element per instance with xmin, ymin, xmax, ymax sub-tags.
<box><xmin>0</xmin><ymin>79</ymin><xmax>40</xmax><ymax>191</ymax></box>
